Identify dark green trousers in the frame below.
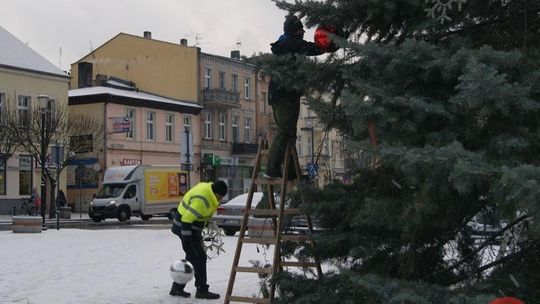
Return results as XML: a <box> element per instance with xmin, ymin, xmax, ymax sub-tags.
<box><xmin>266</xmin><ymin>96</ymin><xmax>300</xmax><ymax>178</ymax></box>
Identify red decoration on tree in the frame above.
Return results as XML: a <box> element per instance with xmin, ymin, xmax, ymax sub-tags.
<box><xmin>489</xmin><ymin>297</ymin><xmax>525</xmax><ymax>304</ymax></box>
<box><xmin>315</xmin><ymin>26</ymin><xmax>339</xmax><ymax>52</ymax></box>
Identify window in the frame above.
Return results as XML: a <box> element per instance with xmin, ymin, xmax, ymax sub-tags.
<box><xmin>146</xmin><ymin>111</ymin><xmax>155</xmax><ymax>141</ymax></box>
<box><xmin>205</xmin><ymin>68</ymin><xmax>212</xmax><ymax>89</ymax></box>
<box><xmin>219</xmin><ymin>72</ymin><xmax>225</xmax><ymax>90</ymax></box>
<box><xmin>46</xmin><ymin>99</ymin><xmax>56</xmax><ymax>122</ymax></box>
<box><xmin>165</xmin><ymin>113</ymin><xmax>174</xmax><ymax>143</ymax></box>
<box><xmin>184</xmin><ymin>115</ymin><xmax>191</xmax><ymax>132</ymax></box>
<box><xmin>126</xmin><ymin>108</ymin><xmax>136</xmax><ymax>139</ymax></box>
<box><xmin>0</xmin><ymin>155</ymin><xmax>6</xmax><ymax>195</ymax></box>
<box><xmin>297</xmin><ymin>136</ymin><xmax>303</xmax><ymax>156</ymax></box>
<box><xmin>70</xmin><ymin>134</ymin><xmax>93</xmax><ymax>153</ymax></box>
<box><xmin>219</xmin><ymin>113</ymin><xmax>226</xmax><ymax>141</ymax></box>
<box><xmin>123</xmin><ymin>185</ymin><xmax>137</xmax><ymax>199</ymax></box>
<box><xmin>204</xmin><ymin>112</ymin><xmax>212</xmax><ymax>139</ymax></box>
<box><xmin>260</xmin><ymin>92</ymin><xmax>267</xmax><ymax>113</ymax></box>
<box><xmin>244</xmin><ymin>118</ymin><xmax>252</xmax><ymax>143</ymax></box>
<box><xmin>324</xmin><ymin>137</ymin><xmax>330</xmax><ymax>156</ymax></box>
<box><xmin>232</xmin><ymin>74</ymin><xmax>238</xmax><ymax>92</ymax></box>
<box><xmin>19</xmin><ymin>155</ymin><xmax>32</xmax><ymax>196</ymax></box>
<box><xmin>307</xmin><ymin>134</ymin><xmax>313</xmax><ymax>158</ymax></box>
<box><xmin>232</xmin><ymin>116</ymin><xmax>239</xmax><ymax>143</ymax></box>
<box><xmin>17</xmin><ymin>95</ymin><xmax>31</xmax><ymax>127</ymax></box>
<box><xmin>244</xmin><ymin>77</ymin><xmax>251</xmax><ymax>100</ymax></box>
<box><xmin>0</xmin><ymin>92</ymin><xmax>5</xmax><ymax>124</ymax></box>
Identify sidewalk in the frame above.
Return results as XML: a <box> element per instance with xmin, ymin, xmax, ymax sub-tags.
<box><xmin>0</xmin><ymin>212</ymin><xmax>89</xmax><ymax>224</ymax></box>
<box><xmin>0</xmin><ymin>212</ymin><xmax>90</xmax><ymax>223</ymax></box>
<box><xmin>0</xmin><ymin>212</ymin><xmax>172</xmax><ymax>231</ymax></box>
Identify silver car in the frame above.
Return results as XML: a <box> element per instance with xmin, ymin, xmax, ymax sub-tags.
<box><xmin>213</xmin><ymin>192</ymin><xmax>264</xmax><ymax>236</ymax></box>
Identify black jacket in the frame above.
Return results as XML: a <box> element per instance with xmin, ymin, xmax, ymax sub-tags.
<box><xmin>268</xmin><ymin>34</ymin><xmax>324</xmax><ymax>105</ymax></box>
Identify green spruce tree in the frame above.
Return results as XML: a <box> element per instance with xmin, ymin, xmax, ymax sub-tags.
<box><xmin>252</xmin><ymin>0</ymin><xmax>540</xmax><ymax>303</ymax></box>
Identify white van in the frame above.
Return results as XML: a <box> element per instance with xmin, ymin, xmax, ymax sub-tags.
<box><xmin>89</xmin><ymin>165</ymin><xmax>188</xmax><ymax>222</ymax></box>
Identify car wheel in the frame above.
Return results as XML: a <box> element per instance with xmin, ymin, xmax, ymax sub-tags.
<box><xmin>90</xmin><ymin>216</ymin><xmax>102</xmax><ymax>223</ymax></box>
<box><xmin>141</xmin><ymin>214</ymin><xmax>152</xmax><ymax>221</ymax></box>
<box><xmin>224</xmin><ymin>228</ymin><xmax>237</xmax><ymax>236</ymax></box>
<box><xmin>117</xmin><ymin>207</ymin><xmax>130</xmax><ymax>222</ymax></box>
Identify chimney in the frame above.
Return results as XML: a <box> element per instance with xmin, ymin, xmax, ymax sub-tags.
<box><xmin>143</xmin><ymin>31</ymin><xmax>152</xmax><ymax>39</ymax></box>
<box><xmin>180</xmin><ymin>38</ymin><xmax>188</xmax><ymax>46</ymax></box>
<box><xmin>231</xmin><ymin>50</ymin><xmax>240</xmax><ymax>59</ymax></box>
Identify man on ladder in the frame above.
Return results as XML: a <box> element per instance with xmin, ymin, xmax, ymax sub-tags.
<box><xmin>264</xmin><ymin>14</ymin><xmax>331</xmax><ymax>180</ymax></box>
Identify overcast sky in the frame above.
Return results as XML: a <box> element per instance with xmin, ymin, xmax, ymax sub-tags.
<box><xmin>2</xmin><ymin>0</ymin><xmax>306</xmax><ymax>72</ymax></box>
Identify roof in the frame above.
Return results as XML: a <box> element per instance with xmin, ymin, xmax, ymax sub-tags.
<box><xmin>69</xmin><ymin>86</ymin><xmax>203</xmax><ymax>115</ymax></box>
<box><xmin>0</xmin><ymin>25</ymin><xmax>69</xmax><ymax>78</ymax></box>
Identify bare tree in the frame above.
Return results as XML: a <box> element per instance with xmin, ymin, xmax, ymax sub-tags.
<box><xmin>0</xmin><ymin>110</ymin><xmax>18</xmax><ymax>168</ymax></box>
<box><xmin>4</xmin><ymin>103</ymin><xmax>103</xmax><ymax>217</ymax></box>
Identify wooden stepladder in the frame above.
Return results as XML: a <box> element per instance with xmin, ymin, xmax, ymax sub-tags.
<box><xmin>224</xmin><ymin>139</ymin><xmax>322</xmax><ymax>304</ymax></box>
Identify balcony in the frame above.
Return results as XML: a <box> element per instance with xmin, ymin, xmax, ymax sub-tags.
<box><xmin>201</xmin><ymin>139</ymin><xmax>232</xmax><ymax>150</ymax></box>
<box><xmin>201</xmin><ymin>88</ymin><xmax>240</xmax><ymax>109</ymax></box>
<box><xmin>232</xmin><ymin>142</ymin><xmax>258</xmax><ymax>154</ymax></box>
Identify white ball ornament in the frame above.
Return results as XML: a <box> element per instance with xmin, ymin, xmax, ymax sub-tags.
<box><xmin>170</xmin><ymin>259</ymin><xmax>194</xmax><ymax>285</ymax></box>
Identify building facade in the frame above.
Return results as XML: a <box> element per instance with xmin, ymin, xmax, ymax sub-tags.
<box><xmin>68</xmin><ymin>32</ymin><xmax>202</xmax><ymax>210</ymax></box>
<box><xmin>199</xmin><ymin>52</ymin><xmax>258</xmax><ymax>199</ymax></box>
<box><xmin>0</xmin><ymin>25</ymin><xmax>70</xmax><ymax>214</ymax></box>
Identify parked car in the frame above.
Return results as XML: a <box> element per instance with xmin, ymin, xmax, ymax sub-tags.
<box><xmin>212</xmin><ymin>192</ymin><xmax>322</xmax><ymax>237</ymax></box>
<box><xmin>213</xmin><ymin>192</ymin><xmax>264</xmax><ymax>236</ymax></box>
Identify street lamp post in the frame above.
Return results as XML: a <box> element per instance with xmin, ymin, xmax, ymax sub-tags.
<box><xmin>37</xmin><ymin>95</ymin><xmax>49</xmax><ymax>230</ymax></box>
<box><xmin>184</xmin><ymin>126</ymin><xmax>191</xmax><ymax>189</ymax></box>
<box><xmin>78</xmin><ymin>162</ymin><xmax>85</xmax><ymax>219</ymax></box>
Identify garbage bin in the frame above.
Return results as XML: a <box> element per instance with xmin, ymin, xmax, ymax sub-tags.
<box><xmin>59</xmin><ymin>206</ymin><xmax>72</xmax><ymax>219</ymax></box>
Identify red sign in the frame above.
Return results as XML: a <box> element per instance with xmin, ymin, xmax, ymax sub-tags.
<box><xmin>111</xmin><ymin>117</ymin><xmax>131</xmax><ymax>133</ymax></box>
<box><xmin>120</xmin><ymin>159</ymin><xmax>141</xmax><ymax>166</ymax></box>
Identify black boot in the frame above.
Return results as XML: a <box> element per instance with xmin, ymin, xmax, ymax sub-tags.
<box><xmin>195</xmin><ymin>287</ymin><xmax>220</xmax><ymax>299</ymax></box>
<box><xmin>169</xmin><ymin>282</ymin><xmax>190</xmax><ymax>297</ymax></box>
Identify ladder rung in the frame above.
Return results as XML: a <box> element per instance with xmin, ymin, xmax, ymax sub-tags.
<box><xmin>229</xmin><ymin>295</ymin><xmax>271</xmax><ymax>304</ymax></box>
<box><xmin>253</xmin><ymin>178</ymin><xmax>283</xmax><ymax>185</ymax></box>
<box><xmin>248</xmin><ymin>208</ymin><xmax>304</xmax><ymax>216</ymax></box>
<box><xmin>235</xmin><ymin>266</ymin><xmax>273</xmax><ymax>274</ymax></box>
<box><xmin>283</xmin><ymin>208</ymin><xmax>303</xmax><ymax>215</ymax></box>
<box><xmin>248</xmin><ymin>209</ymin><xmax>279</xmax><ymax>216</ymax></box>
<box><xmin>259</xmin><ymin>150</ymin><xmax>269</xmax><ymax>156</ymax></box>
<box><xmin>241</xmin><ymin>237</ymin><xmax>276</xmax><ymax>245</ymax></box>
<box><xmin>281</xmin><ymin>235</ymin><xmax>312</xmax><ymax>242</ymax></box>
<box><xmin>281</xmin><ymin>261</ymin><xmax>319</xmax><ymax>268</ymax></box>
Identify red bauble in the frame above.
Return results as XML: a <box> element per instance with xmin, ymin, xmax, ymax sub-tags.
<box><xmin>314</xmin><ymin>26</ymin><xmax>337</xmax><ymax>51</ymax></box>
<box><xmin>489</xmin><ymin>297</ymin><xmax>525</xmax><ymax>304</ymax></box>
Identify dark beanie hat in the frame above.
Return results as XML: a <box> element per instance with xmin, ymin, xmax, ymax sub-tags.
<box><xmin>211</xmin><ymin>180</ymin><xmax>228</xmax><ymax>196</ymax></box>
<box><xmin>283</xmin><ymin>15</ymin><xmax>303</xmax><ymax>34</ymax></box>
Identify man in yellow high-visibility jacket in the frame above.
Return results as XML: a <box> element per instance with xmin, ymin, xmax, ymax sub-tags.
<box><xmin>170</xmin><ymin>180</ymin><xmax>227</xmax><ymax>300</ymax></box>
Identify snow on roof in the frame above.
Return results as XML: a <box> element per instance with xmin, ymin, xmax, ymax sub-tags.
<box><xmin>69</xmin><ymin>86</ymin><xmax>203</xmax><ymax>110</ymax></box>
<box><xmin>0</xmin><ymin>25</ymin><xmax>68</xmax><ymax>78</ymax></box>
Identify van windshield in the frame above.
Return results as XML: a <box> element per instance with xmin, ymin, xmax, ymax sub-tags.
<box><xmin>96</xmin><ymin>184</ymin><xmax>126</xmax><ymax>199</ymax></box>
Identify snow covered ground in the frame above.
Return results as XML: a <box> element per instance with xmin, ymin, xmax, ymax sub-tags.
<box><xmin>0</xmin><ymin>226</ymin><xmax>271</xmax><ymax>304</ymax></box>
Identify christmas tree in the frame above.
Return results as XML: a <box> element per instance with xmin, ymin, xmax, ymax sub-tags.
<box><xmin>252</xmin><ymin>0</ymin><xmax>540</xmax><ymax>302</ymax></box>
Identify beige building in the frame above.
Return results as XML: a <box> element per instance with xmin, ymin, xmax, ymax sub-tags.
<box><xmin>297</xmin><ymin>99</ymin><xmax>347</xmax><ymax>187</ymax></box>
<box><xmin>68</xmin><ymin>32</ymin><xmax>202</xmax><ymax>210</ymax></box>
<box><xmin>0</xmin><ymin>25</ymin><xmax>70</xmax><ymax>214</ymax></box>
<box><xmin>255</xmin><ymin>73</ymin><xmax>275</xmax><ymax>148</ymax></box>
<box><xmin>199</xmin><ymin>51</ymin><xmax>258</xmax><ymax>198</ymax></box>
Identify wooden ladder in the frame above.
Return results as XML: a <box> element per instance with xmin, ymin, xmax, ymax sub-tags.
<box><xmin>224</xmin><ymin>139</ymin><xmax>322</xmax><ymax>304</ymax></box>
